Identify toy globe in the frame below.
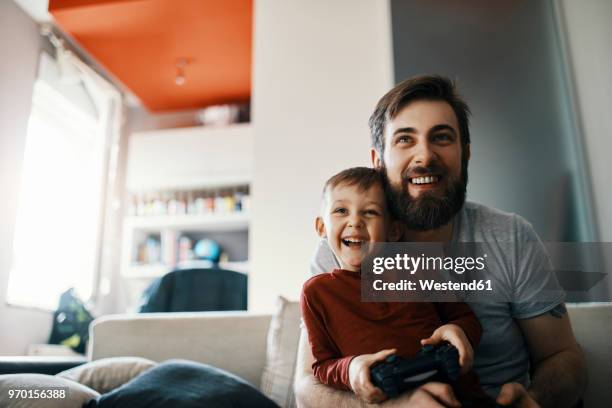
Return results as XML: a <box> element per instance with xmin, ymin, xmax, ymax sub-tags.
<box><xmin>193</xmin><ymin>238</ymin><xmax>221</xmax><ymax>262</ymax></box>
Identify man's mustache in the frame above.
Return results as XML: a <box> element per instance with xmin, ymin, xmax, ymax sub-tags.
<box><xmin>403</xmin><ymin>164</ymin><xmax>446</xmax><ymax>179</ymax></box>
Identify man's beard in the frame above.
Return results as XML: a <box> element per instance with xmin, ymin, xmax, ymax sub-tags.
<box><xmin>381</xmin><ymin>162</ymin><xmax>467</xmax><ymax>231</ymax></box>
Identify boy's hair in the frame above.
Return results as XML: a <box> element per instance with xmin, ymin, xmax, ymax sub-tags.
<box><xmin>322</xmin><ymin>166</ymin><xmax>386</xmax><ymax>198</ymax></box>
<box><xmin>368</xmin><ymin>75</ymin><xmax>471</xmax><ymax>157</ymax></box>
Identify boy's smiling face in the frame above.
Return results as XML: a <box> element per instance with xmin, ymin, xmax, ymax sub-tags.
<box><xmin>316</xmin><ymin>182</ymin><xmax>390</xmax><ymax>272</ymax></box>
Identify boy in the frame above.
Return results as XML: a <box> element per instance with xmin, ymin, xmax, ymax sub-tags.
<box><xmin>301</xmin><ymin>167</ymin><xmax>488</xmax><ymax>405</ymax></box>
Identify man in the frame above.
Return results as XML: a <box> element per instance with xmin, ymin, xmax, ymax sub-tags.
<box><xmin>294</xmin><ymin>75</ymin><xmax>586</xmax><ymax>408</ymax></box>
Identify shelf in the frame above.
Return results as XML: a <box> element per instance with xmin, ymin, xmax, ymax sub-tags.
<box><xmin>123</xmin><ymin>261</ymin><xmax>249</xmax><ymax>279</ymax></box>
<box><xmin>124</xmin><ymin>212</ymin><xmax>250</xmax><ymax>232</ymax></box>
<box><xmin>123</xmin><ymin>264</ymin><xmax>170</xmax><ymax>278</ymax></box>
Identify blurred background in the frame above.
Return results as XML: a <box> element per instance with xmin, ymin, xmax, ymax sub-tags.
<box><xmin>0</xmin><ymin>0</ymin><xmax>610</xmax><ymax>355</ymax></box>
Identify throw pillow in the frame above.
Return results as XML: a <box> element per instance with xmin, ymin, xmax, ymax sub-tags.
<box><xmin>56</xmin><ymin>356</ymin><xmax>157</xmax><ymax>394</ymax></box>
<box><xmin>0</xmin><ymin>373</ymin><xmax>99</xmax><ymax>408</ymax></box>
<box><xmin>87</xmin><ymin>359</ymin><xmax>279</xmax><ymax>408</ymax></box>
<box><xmin>260</xmin><ymin>296</ymin><xmax>301</xmax><ymax>408</ymax></box>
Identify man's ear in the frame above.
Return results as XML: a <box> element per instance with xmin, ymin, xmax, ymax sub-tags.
<box><xmin>388</xmin><ymin>220</ymin><xmax>404</xmax><ymax>242</ymax></box>
<box><xmin>371</xmin><ymin>148</ymin><xmax>382</xmax><ymax>169</ymax></box>
<box><xmin>315</xmin><ymin>216</ymin><xmax>326</xmax><ymax>238</ymax></box>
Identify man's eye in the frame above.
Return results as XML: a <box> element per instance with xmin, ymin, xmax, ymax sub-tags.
<box><xmin>432</xmin><ymin>133</ymin><xmax>452</xmax><ymax>142</ymax></box>
<box><xmin>397</xmin><ymin>135</ymin><xmax>411</xmax><ymax>144</ymax></box>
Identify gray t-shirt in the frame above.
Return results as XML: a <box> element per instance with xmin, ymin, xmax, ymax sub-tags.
<box><xmin>309</xmin><ymin>201</ymin><xmax>564</xmax><ymax>398</ymax></box>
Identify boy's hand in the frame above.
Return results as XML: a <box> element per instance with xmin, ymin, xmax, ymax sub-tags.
<box><xmin>421</xmin><ymin>324</ymin><xmax>474</xmax><ymax>374</ymax></box>
<box><xmin>348</xmin><ymin>348</ymin><xmax>396</xmax><ymax>404</ymax></box>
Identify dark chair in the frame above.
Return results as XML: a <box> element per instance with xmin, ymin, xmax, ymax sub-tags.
<box><xmin>138</xmin><ymin>267</ymin><xmax>247</xmax><ymax>313</ymax></box>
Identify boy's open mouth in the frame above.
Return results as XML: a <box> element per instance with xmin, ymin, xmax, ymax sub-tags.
<box><xmin>341</xmin><ymin>237</ymin><xmax>365</xmax><ymax>248</ymax></box>
<box><xmin>409</xmin><ymin>175</ymin><xmax>440</xmax><ymax>185</ymax></box>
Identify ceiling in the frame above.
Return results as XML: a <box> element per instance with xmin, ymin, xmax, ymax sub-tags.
<box><xmin>48</xmin><ymin>0</ymin><xmax>252</xmax><ymax>112</ymax></box>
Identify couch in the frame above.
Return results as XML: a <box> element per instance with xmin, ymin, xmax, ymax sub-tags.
<box><xmin>1</xmin><ymin>302</ymin><xmax>610</xmax><ymax>407</ymax></box>
<box><xmin>87</xmin><ymin>303</ymin><xmax>612</xmax><ymax>408</ymax></box>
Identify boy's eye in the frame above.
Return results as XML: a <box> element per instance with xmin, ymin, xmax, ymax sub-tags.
<box><xmin>333</xmin><ymin>208</ymin><xmax>347</xmax><ymax>214</ymax></box>
<box><xmin>364</xmin><ymin>209</ymin><xmax>380</xmax><ymax>216</ymax></box>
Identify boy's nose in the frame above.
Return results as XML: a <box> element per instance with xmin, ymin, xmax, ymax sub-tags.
<box><xmin>347</xmin><ymin>215</ymin><xmax>364</xmax><ymax>228</ymax></box>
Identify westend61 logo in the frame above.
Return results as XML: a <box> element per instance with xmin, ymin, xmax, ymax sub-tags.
<box><xmin>360</xmin><ymin>242</ymin><xmax>609</xmax><ymax>303</ymax></box>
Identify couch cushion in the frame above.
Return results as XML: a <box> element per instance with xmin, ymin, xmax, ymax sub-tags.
<box><xmin>0</xmin><ymin>373</ymin><xmax>99</xmax><ymax>408</ymax></box>
<box><xmin>57</xmin><ymin>357</ymin><xmax>157</xmax><ymax>394</ymax></box>
<box><xmin>89</xmin><ymin>312</ymin><xmax>271</xmax><ymax>386</ymax></box>
<box><xmin>88</xmin><ymin>359</ymin><xmax>278</xmax><ymax>408</ymax></box>
<box><xmin>260</xmin><ymin>297</ymin><xmax>301</xmax><ymax>408</ymax></box>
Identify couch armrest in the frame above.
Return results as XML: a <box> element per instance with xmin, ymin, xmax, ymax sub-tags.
<box><xmin>0</xmin><ymin>356</ymin><xmax>87</xmax><ymax>375</ymax></box>
<box><xmin>89</xmin><ymin>311</ymin><xmax>272</xmax><ymax>387</ymax></box>
<box><xmin>567</xmin><ymin>303</ymin><xmax>612</xmax><ymax>408</ymax></box>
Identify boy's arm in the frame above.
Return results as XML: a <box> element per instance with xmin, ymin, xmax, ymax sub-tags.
<box><xmin>300</xmin><ymin>289</ymin><xmax>355</xmax><ymax>390</ymax></box>
<box><xmin>294</xmin><ymin>329</ymin><xmax>463</xmax><ymax>408</ymax></box>
<box><xmin>435</xmin><ymin>302</ymin><xmax>482</xmax><ymax>347</ymax></box>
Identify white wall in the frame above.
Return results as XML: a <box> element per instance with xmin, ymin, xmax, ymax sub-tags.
<box><xmin>0</xmin><ymin>1</ymin><xmax>52</xmax><ymax>354</ymax></box>
<box><xmin>558</xmin><ymin>0</ymin><xmax>612</xmax><ymax>241</ymax></box>
<box><xmin>390</xmin><ymin>0</ymin><xmax>595</xmax><ymax>242</ymax></box>
<box><xmin>249</xmin><ymin>0</ymin><xmax>393</xmax><ymax>311</ymax></box>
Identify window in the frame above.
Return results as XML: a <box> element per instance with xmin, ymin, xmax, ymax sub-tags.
<box><xmin>7</xmin><ymin>55</ymin><xmax>109</xmax><ymax>310</ymax></box>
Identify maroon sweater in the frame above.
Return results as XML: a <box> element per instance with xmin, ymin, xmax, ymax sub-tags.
<box><xmin>301</xmin><ymin>269</ymin><xmax>483</xmax><ymax>392</ymax></box>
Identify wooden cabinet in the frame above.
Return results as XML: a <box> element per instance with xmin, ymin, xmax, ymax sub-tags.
<box><xmin>126</xmin><ymin>123</ymin><xmax>252</xmax><ymax>192</ymax></box>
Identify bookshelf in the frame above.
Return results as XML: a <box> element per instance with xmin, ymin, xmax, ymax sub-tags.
<box><xmin>120</xmin><ymin>124</ymin><xmax>252</xmax><ymax>309</ymax></box>
<box><xmin>120</xmin><ymin>211</ymin><xmax>250</xmax><ymax>278</ymax></box>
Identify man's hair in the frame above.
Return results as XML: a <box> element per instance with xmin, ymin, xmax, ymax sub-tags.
<box><xmin>322</xmin><ymin>166</ymin><xmax>385</xmax><ymax>196</ymax></box>
<box><xmin>368</xmin><ymin>75</ymin><xmax>471</xmax><ymax>155</ymax></box>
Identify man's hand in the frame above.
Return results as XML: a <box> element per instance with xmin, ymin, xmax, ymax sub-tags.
<box><xmin>497</xmin><ymin>382</ymin><xmax>540</xmax><ymax>408</ymax></box>
<box><xmin>348</xmin><ymin>348</ymin><xmax>396</xmax><ymax>403</ymax></box>
<box><xmin>421</xmin><ymin>324</ymin><xmax>474</xmax><ymax>373</ymax></box>
<box><xmin>381</xmin><ymin>382</ymin><xmax>461</xmax><ymax>408</ymax></box>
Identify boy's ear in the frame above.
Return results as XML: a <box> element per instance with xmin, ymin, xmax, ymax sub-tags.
<box><xmin>315</xmin><ymin>216</ymin><xmax>326</xmax><ymax>238</ymax></box>
<box><xmin>371</xmin><ymin>148</ymin><xmax>382</xmax><ymax>169</ymax></box>
<box><xmin>388</xmin><ymin>220</ymin><xmax>404</xmax><ymax>242</ymax></box>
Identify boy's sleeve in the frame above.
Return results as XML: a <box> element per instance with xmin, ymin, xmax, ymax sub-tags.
<box><xmin>435</xmin><ymin>302</ymin><xmax>482</xmax><ymax>347</ymax></box>
<box><xmin>300</xmin><ymin>284</ymin><xmax>355</xmax><ymax>391</ymax></box>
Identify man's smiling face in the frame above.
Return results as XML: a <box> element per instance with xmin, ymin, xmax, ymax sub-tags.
<box><xmin>372</xmin><ymin>99</ymin><xmax>469</xmax><ymax>231</ymax></box>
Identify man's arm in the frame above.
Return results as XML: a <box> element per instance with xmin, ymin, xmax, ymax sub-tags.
<box><xmin>294</xmin><ymin>328</ymin><xmax>367</xmax><ymax>408</ymax></box>
<box><xmin>510</xmin><ymin>304</ymin><xmax>586</xmax><ymax>408</ymax></box>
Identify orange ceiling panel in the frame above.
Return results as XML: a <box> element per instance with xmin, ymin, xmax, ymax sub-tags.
<box><xmin>50</xmin><ymin>0</ymin><xmax>252</xmax><ymax>112</ymax></box>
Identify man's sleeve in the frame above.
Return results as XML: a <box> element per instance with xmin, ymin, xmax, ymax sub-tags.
<box><xmin>300</xmin><ymin>285</ymin><xmax>354</xmax><ymax>391</ymax></box>
<box><xmin>310</xmin><ymin>239</ymin><xmax>340</xmax><ymax>276</ymax></box>
<box><xmin>510</xmin><ymin>215</ymin><xmax>565</xmax><ymax>319</ymax></box>
<box><xmin>435</xmin><ymin>302</ymin><xmax>483</xmax><ymax>347</ymax></box>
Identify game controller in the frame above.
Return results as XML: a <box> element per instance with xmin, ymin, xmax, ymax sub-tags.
<box><xmin>370</xmin><ymin>343</ymin><xmax>515</xmax><ymax>407</ymax></box>
<box><xmin>370</xmin><ymin>343</ymin><xmax>461</xmax><ymax>398</ymax></box>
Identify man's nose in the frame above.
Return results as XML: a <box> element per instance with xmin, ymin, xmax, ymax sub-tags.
<box><xmin>413</xmin><ymin>140</ymin><xmax>436</xmax><ymax>166</ymax></box>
